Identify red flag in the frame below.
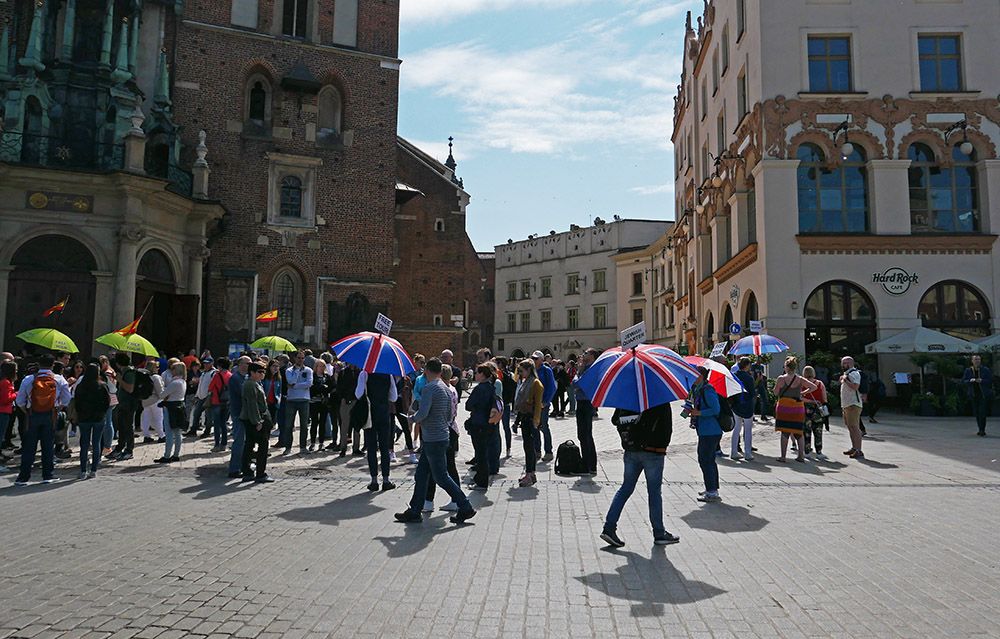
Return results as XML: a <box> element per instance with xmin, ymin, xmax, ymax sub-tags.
<box><xmin>115</xmin><ymin>317</ymin><xmax>142</xmax><ymax>336</ymax></box>
<box><xmin>42</xmin><ymin>297</ymin><xmax>69</xmax><ymax>317</ymax></box>
<box><xmin>256</xmin><ymin>310</ymin><xmax>279</xmax><ymax>323</ymax></box>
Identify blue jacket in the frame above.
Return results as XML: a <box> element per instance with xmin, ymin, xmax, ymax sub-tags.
<box><xmin>963</xmin><ymin>365</ymin><xmax>993</xmax><ymax>399</ymax></box>
<box><xmin>537</xmin><ymin>364</ymin><xmax>557</xmax><ymax>405</ymax></box>
<box><xmin>693</xmin><ymin>382</ymin><xmax>723</xmax><ymax>437</ymax></box>
<box><xmin>228</xmin><ymin>371</ymin><xmax>246</xmax><ymax>420</ymax></box>
<box><xmin>732</xmin><ymin>370</ymin><xmax>755</xmax><ymax>418</ymax></box>
<box><xmin>465</xmin><ymin>381</ymin><xmax>495</xmax><ymax>428</ymax></box>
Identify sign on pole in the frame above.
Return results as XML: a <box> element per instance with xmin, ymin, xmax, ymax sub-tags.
<box><xmin>621</xmin><ymin>322</ymin><xmax>646</xmax><ymax>350</ymax></box>
<box><xmin>729</xmin><ymin>322</ymin><xmax>742</xmax><ymax>335</ymax></box>
<box><xmin>709</xmin><ymin>341</ymin><xmax>728</xmax><ymax>358</ymax></box>
<box><xmin>375</xmin><ymin>313</ymin><xmax>393</xmax><ymax>336</ymax></box>
<box><xmin>749</xmin><ymin>320</ymin><xmax>763</xmax><ymax>333</ymax></box>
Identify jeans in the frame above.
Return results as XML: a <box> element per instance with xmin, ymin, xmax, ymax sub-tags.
<box><xmin>17</xmin><ymin>412</ymin><xmax>56</xmax><ymax>482</ymax></box>
<box><xmin>535</xmin><ymin>404</ymin><xmax>552</xmax><ymax>455</ymax></box>
<box><xmin>575</xmin><ymin>399</ymin><xmax>597</xmax><ymax>473</ymax></box>
<box><xmin>501</xmin><ymin>403</ymin><xmax>512</xmax><ymax>453</ymax></box>
<box><xmin>409</xmin><ymin>439</ymin><xmax>471</xmax><ymax>514</ymax></box>
<box><xmin>427</xmin><ymin>430</ymin><xmax>460</xmax><ymax>501</ymax></box>
<box><xmin>242</xmin><ymin>419</ymin><xmax>268</xmax><ymax>478</ymax></box>
<box><xmin>102</xmin><ymin>407</ymin><xmax>115</xmax><ymax>450</ymax></box>
<box><xmin>228</xmin><ymin>418</ymin><xmax>245</xmax><ymax>474</ymax></box>
<box><xmin>306</xmin><ymin>402</ymin><xmax>327</xmax><ymax>447</ymax></box>
<box><xmin>212</xmin><ymin>404</ymin><xmax>230</xmax><ymax>448</ymax></box>
<box><xmin>755</xmin><ymin>387</ymin><xmax>769</xmax><ymax>418</ymax></box>
<box><xmin>365</xmin><ymin>413</ymin><xmax>392</xmax><ymax>480</ymax></box>
<box><xmin>603</xmin><ymin>451</ymin><xmax>665</xmax><ymax>537</ymax></box>
<box><xmin>284</xmin><ymin>399</ymin><xmax>309</xmax><ymax>449</ymax></box>
<box><xmin>77</xmin><ymin>421</ymin><xmax>103</xmax><ymax>474</ymax></box>
<box><xmin>163</xmin><ymin>423</ymin><xmax>183</xmax><ymax>458</ymax></box>
<box><xmin>972</xmin><ymin>396</ymin><xmax>990</xmax><ymax>434</ymax></box>
<box><xmin>189</xmin><ymin>397</ymin><xmax>208</xmax><ymax>433</ymax></box>
<box><xmin>518</xmin><ymin>413</ymin><xmax>537</xmax><ymax>473</ymax></box>
<box><xmin>731</xmin><ymin>415</ymin><xmax>753</xmax><ymax>457</ymax></box>
<box><xmin>568</xmin><ymin>392</ymin><xmax>577</xmax><ymax>414</ymax></box>
<box><xmin>697</xmin><ymin>435</ymin><xmax>722</xmax><ymax>493</ymax></box>
<box><xmin>276</xmin><ymin>400</ymin><xmax>287</xmax><ymax>439</ymax></box>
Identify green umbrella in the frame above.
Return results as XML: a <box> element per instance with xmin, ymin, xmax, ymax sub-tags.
<box><xmin>95</xmin><ymin>332</ymin><xmax>160</xmax><ymax>357</ymax></box>
<box><xmin>17</xmin><ymin>328</ymin><xmax>80</xmax><ymax>353</ymax></box>
<box><xmin>249</xmin><ymin>335</ymin><xmax>298</xmax><ymax>352</ymax></box>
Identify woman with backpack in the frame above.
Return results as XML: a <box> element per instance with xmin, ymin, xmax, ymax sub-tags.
<box><xmin>690</xmin><ymin>365</ymin><xmax>724</xmax><ymax>502</ymax></box>
<box><xmin>773</xmin><ymin>357</ymin><xmax>818</xmax><ymax>463</ymax></box>
<box><xmin>514</xmin><ymin>359</ymin><xmax>544</xmax><ymax>488</ymax></box>
<box><xmin>74</xmin><ymin>363</ymin><xmax>110</xmax><ymax>479</ymax></box>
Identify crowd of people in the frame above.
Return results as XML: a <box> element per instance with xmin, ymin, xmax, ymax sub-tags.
<box><xmin>0</xmin><ymin>343</ymin><xmax>991</xmax><ymax>544</ymax></box>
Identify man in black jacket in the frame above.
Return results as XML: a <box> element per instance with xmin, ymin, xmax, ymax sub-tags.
<box><xmin>600</xmin><ymin>402</ymin><xmax>679</xmax><ymax>548</ymax></box>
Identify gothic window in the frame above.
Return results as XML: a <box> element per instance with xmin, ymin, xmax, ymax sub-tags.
<box><xmin>280</xmin><ymin>176</ymin><xmax>303</xmax><ymax>218</ymax></box>
<box><xmin>249</xmin><ymin>82</ymin><xmax>267</xmax><ymax>121</ymax></box>
<box><xmin>797</xmin><ymin>143</ymin><xmax>869</xmax><ymax>233</ymax></box>
<box><xmin>244</xmin><ymin>73</ymin><xmax>273</xmax><ymax>134</ymax></box>
<box><xmin>282</xmin><ymin>0</ymin><xmax>308</xmax><ymax>38</ymax></box>
<box><xmin>274</xmin><ymin>273</ymin><xmax>295</xmax><ymax>331</ymax></box>
<box><xmin>317</xmin><ymin>86</ymin><xmax>343</xmax><ymax>133</ymax></box>
<box><xmin>908</xmin><ymin>143</ymin><xmax>979</xmax><ymax>233</ymax></box>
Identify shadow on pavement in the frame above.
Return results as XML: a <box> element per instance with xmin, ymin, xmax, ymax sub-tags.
<box><xmin>569</xmin><ymin>478</ymin><xmax>602</xmax><ymax>493</ymax></box>
<box><xmin>506</xmin><ymin>485</ymin><xmax>539</xmax><ymax>501</ymax></box>
<box><xmin>680</xmin><ymin>502</ymin><xmax>769</xmax><ymax>533</ymax></box>
<box><xmin>276</xmin><ymin>491</ymin><xmax>383</xmax><ymax>526</ymax></box>
<box><xmin>719</xmin><ymin>457</ymin><xmax>772</xmax><ymax>473</ymax></box>
<box><xmin>856</xmin><ymin>458</ymin><xmax>900</xmax><ymax>470</ymax></box>
<box><xmin>576</xmin><ymin>550</ymin><xmax>726</xmax><ymax>615</ymax></box>
<box><xmin>374</xmin><ymin>516</ymin><xmax>465</xmax><ymax>558</ymax></box>
<box><xmin>2</xmin><ymin>477</ymin><xmax>79</xmax><ymax>494</ymax></box>
<box><xmin>177</xmin><ymin>464</ymin><xmax>248</xmax><ymax>500</ymax></box>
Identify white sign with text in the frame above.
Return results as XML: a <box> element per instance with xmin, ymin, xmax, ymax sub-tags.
<box><xmin>749</xmin><ymin>320</ymin><xmax>763</xmax><ymax>333</ymax></box>
<box><xmin>621</xmin><ymin>322</ymin><xmax>646</xmax><ymax>350</ymax></box>
<box><xmin>375</xmin><ymin>313</ymin><xmax>393</xmax><ymax>336</ymax></box>
<box><xmin>710</xmin><ymin>342</ymin><xmax>728</xmax><ymax>358</ymax></box>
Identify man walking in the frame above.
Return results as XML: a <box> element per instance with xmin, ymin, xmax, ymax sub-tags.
<box><xmin>573</xmin><ymin>348</ymin><xmax>599</xmax><ymax>475</ymax></box>
<box><xmin>840</xmin><ymin>357</ymin><xmax>864</xmax><ymax>459</ymax></box>
<box><xmin>395</xmin><ymin>358</ymin><xmax>476</xmax><ymax>524</ymax></box>
<box><xmin>227</xmin><ymin>356</ymin><xmax>250</xmax><ymax>478</ymax></box>
<box><xmin>14</xmin><ymin>354</ymin><xmax>72</xmax><ymax>485</ymax></box>
<box><xmin>600</xmin><ymin>401</ymin><xmax>678</xmax><ymax>547</ymax></box>
<box><xmin>531</xmin><ymin>351</ymin><xmax>557</xmax><ymax>461</ymax></box>
<box><xmin>283</xmin><ymin>351</ymin><xmax>312</xmax><ymax>455</ymax></box>
<box><xmin>964</xmin><ymin>355</ymin><xmax>993</xmax><ymax>437</ymax></box>
<box><xmin>240</xmin><ymin>362</ymin><xmax>274</xmax><ymax>483</ymax></box>
<box><xmin>357</xmin><ymin>369</ymin><xmax>397</xmax><ymax>491</ymax></box>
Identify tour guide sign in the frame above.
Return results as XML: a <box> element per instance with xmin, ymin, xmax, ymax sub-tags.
<box><xmin>873</xmin><ymin>267</ymin><xmax>918</xmax><ymax>296</ymax></box>
<box><xmin>621</xmin><ymin>322</ymin><xmax>646</xmax><ymax>350</ymax></box>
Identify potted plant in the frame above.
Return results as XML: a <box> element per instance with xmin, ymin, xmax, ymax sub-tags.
<box><xmin>909</xmin><ymin>392</ymin><xmax>940</xmax><ymax>416</ymax></box>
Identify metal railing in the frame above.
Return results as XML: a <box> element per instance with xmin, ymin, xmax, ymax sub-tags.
<box><xmin>0</xmin><ymin>132</ymin><xmax>124</xmax><ymax>171</ymax></box>
<box><xmin>166</xmin><ymin>163</ymin><xmax>193</xmax><ymax>197</ymax></box>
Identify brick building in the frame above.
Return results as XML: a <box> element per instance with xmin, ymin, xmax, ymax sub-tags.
<box><xmin>394</xmin><ymin>137</ymin><xmax>494</xmax><ymax>365</ymax></box>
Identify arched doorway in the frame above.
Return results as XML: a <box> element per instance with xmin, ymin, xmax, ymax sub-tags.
<box><xmin>5</xmin><ymin>235</ymin><xmax>97</xmax><ymax>357</ymax></box>
<box><xmin>136</xmin><ymin>248</ymin><xmax>197</xmax><ymax>358</ymax></box>
<box><xmin>919</xmin><ymin>280</ymin><xmax>991</xmax><ymax>341</ymax></box>
<box><xmin>743</xmin><ymin>292</ymin><xmax>759</xmax><ymax>335</ymax></box>
<box><xmin>722</xmin><ymin>304</ymin><xmax>734</xmax><ymax>337</ymax></box>
<box><xmin>805</xmin><ymin>281</ymin><xmax>877</xmax><ymax>358</ymax></box>
<box><xmin>704</xmin><ymin>312</ymin><xmax>715</xmax><ymax>353</ymax></box>
<box><xmin>510</xmin><ymin>348</ymin><xmax>526</xmax><ymax>360</ymax></box>
<box><xmin>327</xmin><ymin>292</ymin><xmax>388</xmax><ymax>344</ymax></box>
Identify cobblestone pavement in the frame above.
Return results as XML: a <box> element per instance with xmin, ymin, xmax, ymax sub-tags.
<box><xmin>2</xmin><ymin>403</ymin><xmax>999</xmax><ymax>638</ymax></box>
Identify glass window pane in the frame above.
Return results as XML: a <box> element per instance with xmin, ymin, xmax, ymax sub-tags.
<box><xmin>851</xmin><ymin>290</ymin><xmax>873</xmax><ymax>319</ymax></box>
<box><xmin>941</xmin><ymin>285</ymin><xmax>959</xmax><ymax>320</ymax></box>
<box><xmin>820</xmin><ymin>169</ymin><xmax>841</xmax><ymax>188</ymax></box>
<box><xmin>954</xmin><ymin>167</ymin><xmax>976</xmax><ymax>186</ymax></box>
<box><xmin>919</xmin><ymin>59</ymin><xmax>938</xmax><ymax>90</ymax></box>
<box><xmin>820</xmin><ymin>189</ymin><xmax>843</xmax><ymax>209</ymax></box>
<box><xmin>930</xmin><ymin>188</ymin><xmax>953</xmax><ymax>210</ymax></box>
<box><xmin>929</xmin><ymin>168</ymin><xmax>951</xmax><ymax>188</ymax></box>
<box><xmin>829</xmin><ymin>38</ymin><xmax>850</xmax><ymax>55</ymax></box>
<box><xmin>933</xmin><ymin>211</ymin><xmax>955</xmax><ymax>232</ymax></box>
<box><xmin>939</xmin><ymin>59</ymin><xmax>961</xmax><ymax>90</ymax></box>
<box><xmin>963</xmin><ymin>288</ymin><xmax>986</xmax><ymax>321</ymax></box>
<box><xmin>822</xmin><ymin>210</ymin><xmax>845</xmax><ymax>232</ymax></box>
<box><xmin>797</xmin><ymin>144</ymin><xmax>823</xmax><ymax>162</ymax></box>
<box><xmin>829</xmin><ymin>285</ymin><xmax>846</xmax><ymax>321</ymax></box>
<box><xmin>918</xmin><ymin>36</ymin><xmax>936</xmax><ymax>55</ymax></box>
<box><xmin>846</xmin><ymin>190</ymin><xmax>867</xmax><ymax>209</ymax></box>
<box><xmin>798</xmin><ymin>187</ymin><xmax>818</xmax><ymax>210</ymax></box>
<box><xmin>799</xmin><ymin>210</ymin><xmax>818</xmax><ymax>232</ymax></box>
<box><xmin>806</xmin><ymin>290</ymin><xmax>826</xmax><ymax>320</ymax></box>
<box><xmin>808</xmin><ymin>60</ymin><xmax>828</xmax><ymax>91</ymax></box>
<box><xmin>939</xmin><ymin>36</ymin><xmax>959</xmax><ymax>54</ymax></box>
<box><xmin>908</xmin><ymin>167</ymin><xmax>926</xmax><ymax>189</ymax></box>
<box><xmin>846</xmin><ymin>210</ymin><xmax>867</xmax><ymax>233</ymax></box>
<box><xmin>830</xmin><ymin>61</ymin><xmax>851</xmax><ymax>91</ymax></box>
<box><xmin>957</xmin><ymin>210</ymin><xmax>977</xmax><ymax>232</ymax></box>
<box><xmin>955</xmin><ymin>187</ymin><xmax>975</xmax><ymax>209</ymax></box>
<box><xmin>807</xmin><ymin>37</ymin><xmax>826</xmax><ymax>56</ymax></box>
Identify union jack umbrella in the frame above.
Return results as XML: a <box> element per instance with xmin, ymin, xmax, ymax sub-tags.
<box><xmin>576</xmin><ymin>344</ymin><xmax>699</xmax><ymax>412</ymax></box>
<box><xmin>684</xmin><ymin>356</ymin><xmax>744</xmax><ymax>397</ymax></box>
<box><xmin>728</xmin><ymin>334</ymin><xmax>790</xmax><ymax>356</ymax></box>
<box><xmin>330</xmin><ymin>331</ymin><xmax>416</xmax><ymax>376</ymax></box>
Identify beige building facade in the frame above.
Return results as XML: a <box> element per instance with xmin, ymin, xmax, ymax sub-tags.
<box><xmin>660</xmin><ymin>0</ymin><xmax>1000</xmax><ymax>384</ymax></box>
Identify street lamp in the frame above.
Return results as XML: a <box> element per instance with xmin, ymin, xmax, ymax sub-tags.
<box><xmin>945</xmin><ymin>120</ymin><xmax>975</xmax><ymax>156</ymax></box>
<box><xmin>833</xmin><ymin>119</ymin><xmax>854</xmax><ymax>160</ymax></box>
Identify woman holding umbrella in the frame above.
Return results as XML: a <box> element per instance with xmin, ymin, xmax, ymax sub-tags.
<box><xmin>689</xmin><ymin>365</ymin><xmax>724</xmax><ymax>503</ymax></box>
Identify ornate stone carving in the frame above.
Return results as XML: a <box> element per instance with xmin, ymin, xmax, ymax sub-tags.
<box><xmin>184</xmin><ymin>244</ymin><xmax>211</xmax><ymax>263</ymax></box>
<box><xmin>118</xmin><ymin>224</ymin><xmax>146</xmax><ymax>242</ymax></box>
<box><xmin>195</xmin><ymin>130</ymin><xmax>208</xmax><ymax>167</ymax></box>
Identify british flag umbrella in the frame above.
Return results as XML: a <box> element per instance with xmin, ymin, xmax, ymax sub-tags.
<box><xmin>728</xmin><ymin>334</ymin><xmax>789</xmax><ymax>356</ymax></box>
<box><xmin>576</xmin><ymin>344</ymin><xmax>700</xmax><ymax>413</ymax></box>
<box><xmin>329</xmin><ymin>331</ymin><xmax>416</xmax><ymax>376</ymax></box>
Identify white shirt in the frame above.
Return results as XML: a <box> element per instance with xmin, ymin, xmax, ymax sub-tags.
<box><xmin>840</xmin><ymin>369</ymin><xmax>863</xmax><ymax>408</ymax></box>
<box><xmin>355</xmin><ymin>371</ymin><xmax>399</xmax><ymax>403</ymax></box>
<box><xmin>196</xmin><ymin>369</ymin><xmax>216</xmax><ymax>400</ymax></box>
<box><xmin>142</xmin><ymin>374</ymin><xmax>165</xmax><ymax>409</ymax></box>
<box><xmin>161</xmin><ymin>378</ymin><xmax>186</xmax><ymax>402</ymax></box>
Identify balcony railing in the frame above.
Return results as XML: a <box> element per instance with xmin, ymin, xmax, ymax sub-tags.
<box><xmin>0</xmin><ymin>132</ymin><xmax>125</xmax><ymax>171</ymax></box>
<box><xmin>166</xmin><ymin>163</ymin><xmax>194</xmax><ymax>197</ymax></box>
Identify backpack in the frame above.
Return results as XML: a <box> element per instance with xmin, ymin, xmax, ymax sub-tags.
<box><xmin>488</xmin><ymin>397</ymin><xmax>503</xmax><ymax>425</ymax></box>
<box><xmin>554</xmin><ymin>440</ymin><xmax>583</xmax><ymax>476</ymax></box>
<box><xmin>132</xmin><ymin>369</ymin><xmax>154</xmax><ymax>401</ymax></box>
<box><xmin>30</xmin><ymin>374</ymin><xmax>58</xmax><ymax>414</ymax></box>
<box><xmin>847</xmin><ymin>368</ymin><xmax>869</xmax><ymax>401</ymax></box>
<box><xmin>701</xmin><ymin>385</ymin><xmax>734</xmax><ymax>432</ymax></box>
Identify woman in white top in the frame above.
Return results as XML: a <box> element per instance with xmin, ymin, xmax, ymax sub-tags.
<box><xmin>156</xmin><ymin>362</ymin><xmax>188</xmax><ymax>463</ymax></box>
<box><xmin>141</xmin><ymin>361</ymin><xmax>166</xmax><ymax>441</ymax></box>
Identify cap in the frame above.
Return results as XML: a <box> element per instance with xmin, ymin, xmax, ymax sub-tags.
<box><xmin>201</xmin><ymin>356</ymin><xmax>214</xmax><ymax>364</ymax></box>
<box><xmin>531</xmin><ymin>350</ymin><xmax>544</xmax><ymax>359</ymax></box>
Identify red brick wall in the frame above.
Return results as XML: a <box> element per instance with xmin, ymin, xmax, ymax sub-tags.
<box><xmin>171</xmin><ymin>1</ymin><xmax>400</xmax><ymax>353</ymax></box>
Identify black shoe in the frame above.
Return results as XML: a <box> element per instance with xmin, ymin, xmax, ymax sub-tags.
<box><xmin>465</xmin><ymin>459</ymin><xmax>476</xmax><ymax>465</ymax></box>
<box><xmin>117</xmin><ymin>452</ymin><xmax>133</xmax><ymax>461</ymax></box>
<box><xmin>367</xmin><ymin>480</ymin><xmax>379</xmax><ymax>491</ymax></box>
<box><xmin>600</xmin><ymin>530</ymin><xmax>625</xmax><ymax>548</ymax></box>
<box><xmin>381</xmin><ymin>481</ymin><xmax>396</xmax><ymax>491</ymax></box>
<box><xmin>240</xmin><ymin>475</ymin><xmax>255</xmax><ymax>482</ymax></box>
<box><xmin>394</xmin><ymin>510</ymin><xmax>422</xmax><ymax>523</ymax></box>
<box><xmin>227</xmin><ymin>471</ymin><xmax>243</xmax><ymax>479</ymax></box>
<box><xmin>654</xmin><ymin>532</ymin><xmax>681</xmax><ymax>546</ymax></box>
<box><xmin>255</xmin><ymin>475</ymin><xmax>275</xmax><ymax>483</ymax></box>
<box><xmin>169</xmin><ymin>456</ymin><xmax>180</xmax><ymax>463</ymax></box>
<box><xmin>143</xmin><ymin>437</ymin><xmax>154</xmax><ymax>444</ymax></box>
<box><xmin>154</xmin><ymin>457</ymin><xmax>170</xmax><ymax>464</ymax></box>
<box><xmin>450</xmin><ymin>508</ymin><xmax>477</xmax><ymax>524</ymax></box>
<box><xmin>339</xmin><ymin>449</ymin><xmax>347</xmax><ymax>458</ymax></box>
<box><xmin>325</xmin><ymin>443</ymin><xmax>338</xmax><ymax>450</ymax></box>
<box><xmin>352</xmin><ymin>450</ymin><xmax>365</xmax><ymax>457</ymax></box>
<box><xmin>977</xmin><ymin>431</ymin><xmax>986</xmax><ymax>437</ymax></box>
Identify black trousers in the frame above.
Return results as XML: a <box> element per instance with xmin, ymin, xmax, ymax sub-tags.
<box><xmin>306</xmin><ymin>402</ymin><xmax>327</xmax><ymax>446</ymax></box>
<box><xmin>242</xmin><ymin>420</ymin><xmax>268</xmax><ymax>478</ymax></box>
<box><xmin>973</xmin><ymin>396</ymin><xmax>990</xmax><ymax>434</ymax></box>
<box><xmin>576</xmin><ymin>399</ymin><xmax>597</xmax><ymax>473</ymax></box>
<box><xmin>518</xmin><ymin>413</ymin><xmax>537</xmax><ymax>473</ymax></box>
<box><xmin>366</xmin><ymin>406</ymin><xmax>393</xmax><ymax>479</ymax></box>
<box><xmin>116</xmin><ymin>403</ymin><xmax>137</xmax><ymax>452</ymax></box>
<box><xmin>470</xmin><ymin>425</ymin><xmax>491</xmax><ymax>487</ymax></box>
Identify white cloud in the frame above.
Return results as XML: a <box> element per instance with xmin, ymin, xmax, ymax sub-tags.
<box><xmin>632</xmin><ymin>0</ymin><xmax>698</xmax><ymax>27</ymax></box>
<box><xmin>630</xmin><ymin>183</ymin><xmax>675</xmax><ymax>196</ymax></box>
<box><xmin>402</xmin><ymin>137</ymin><xmax>476</xmax><ymax>165</ymax></box>
<box><xmin>400</xmin><ymin>0</ymin><xmax>596</xmax><ymax>27</ymax></box>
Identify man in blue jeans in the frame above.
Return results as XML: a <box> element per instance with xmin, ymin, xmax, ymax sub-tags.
<box><xmin>14</xmin><ymin>354</ymin><xmax>72</xmax><ymax>486</ymax></box>
<box><xmin>395</xmin><ymin>358</ymin><xmax>476</xmax><ymax>524</ymax></box>
<box><xmin>600</xmin><ymin>401</ymin><xmax>679</xmax><ymax>547</ymax></box>
<box><xmin>283</xmin><ymin>351</ymin><xmax>313</xmax><ymax>455</ymax></box>
<box><xmin>531</xmin><ymin>351</ymin><xmax>557</xmax><ymax>461</ymax></box>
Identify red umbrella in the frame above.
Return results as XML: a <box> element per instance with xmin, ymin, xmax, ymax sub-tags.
<box><xmin>684</xmin><ymin>356</ymin><xmax>744</xmax><ymax>397</ymax></box>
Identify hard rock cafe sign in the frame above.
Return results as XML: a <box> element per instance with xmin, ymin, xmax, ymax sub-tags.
<box><xmin>873</xmin><ymin>268</ymin><xmax>919</xmax><ymax>296</ymax></box>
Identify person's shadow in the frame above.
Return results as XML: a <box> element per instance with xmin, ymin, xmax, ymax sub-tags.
<box><xmin>276</xmin><ymin>491</ymin><xmax>383</xmax><ymax>527</ymax></box>
<box><xmin>680</xmin><ymin>502</ymin><xmax>769</xmax><ymax>533</ymax></box>
<box><xmin>856</xmin><ymin>458</ymin><xmax>899</xmax><ymax>470</ymax></box>
<box><xmin>576</xmin><ymin>550</ymin><xmax>726</xmax><ymax>616</ymax></box>
<box><xmin>374</xmin><ymin>516</ymin><xmax>465</xmax><ymax>558</ymax></box>
<box><xmin>570</xmin><ymin>477</ymin><xmax>602</xmax><ymax>493</ymax></box>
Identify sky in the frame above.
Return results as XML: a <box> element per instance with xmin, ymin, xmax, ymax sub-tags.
<box><xmin>397</xmin><ymin>0</ymin><xmax>697</xmax><ymax>252</ymax></box>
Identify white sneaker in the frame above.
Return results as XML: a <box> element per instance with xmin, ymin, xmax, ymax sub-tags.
<box><xmin>422</xmin><ymin>500</ymin><xmax>434</xmax><ymax>513</ymax></box>
<box><xmin>743</xmin><ymin>455</ymin><xmax>755</xmax><ymax>462</ymax></box>
<box><xmin>42</xmin><ymin>478</ymin><xmax>60</xmax><ymax>485</ymax></box>
<box><xmin>408</xmin><ymin>453</ymin><xmax>418</xmax><ymax>464</ymax></box>
<box><xmin>815</xmin><ymin>452</ymin><xmax>828</xmax><ymax>460</ymax></box>
<box><xmin>389</xmin><ymin>452</ymin><xmax>397</xmax><ymax>462</ymax></box>
<box><xmin>440</xmin><ymin>502</ymin><xmax>459</xmax><ymax>512</ymax></box>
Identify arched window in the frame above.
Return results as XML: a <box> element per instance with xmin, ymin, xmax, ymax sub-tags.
<box><xmin>805</xmin><ymin>281</ymin><xmax>877</xmax><ymax>357</ymax></box>
<box><xmin>743</xmin><ymin>292</ymin><xmax>759</xmax><ymax>334</ymax></box>
<box><xmin>248</xmin><ymin>82</ymin><xmax>267</xmax><ymax>121</ymax></box>
<box><xmin>279</xmin><ymin>176</ymin><xmax>302</xmax><ymax>217</ymax></box>
<box><xmin>919</xmin><ymin>281</ymin><xmax>990</xmax><ymax>341</ymax></box>
<box><xmin>20</xmin><ymin>97</ymin><xmax>44</xmax><ymax>164</ymax></box>
<box><xmin>273</xmin><ymin>273</ymin><xmax>296</xmax><ymax>331</ymax></box>
<box><xmin>722</xmin><ymin>305</ymin><xmax>734</xmax><ymax>336</ymax></box>
<box><xmin>908</xmin><ymin>143</ymin><xmax>979</xmax><ymax>233</ymax></box>
<box><xmin>12</xmin><ymin>235</ymin><xmax>97</xmax><ymax>272</ymax></box>
<box><xmin>137</xmin><ymin>249</ymin><xmax>175</xmax><ymax>287</ymax></box>
<box><xmin>317</xmin><ymin>85</ymin><xmax>343</xmax><ymax>134</ymax></box>
<box><xmin>243</xmin><ymin>74</ymin><xmax>272</xmax><ymax>134</ymax></box>
<box><xmin>705</xmin><ymin>312</ymin><xmax>715</xmax><ymax>351</ymax></box>
<box><xmin>797</xmin><ymin>143</ymin><xmax>869</xmax><ymax>233</ymax></box>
